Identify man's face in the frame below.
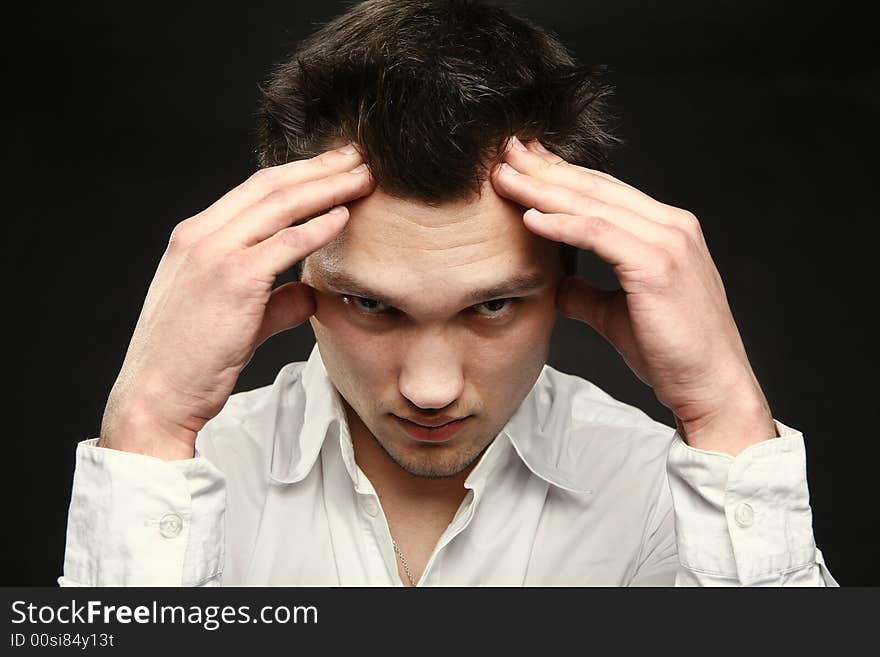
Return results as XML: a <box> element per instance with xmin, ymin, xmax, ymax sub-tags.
<box><xmin>301</xmin><ymin>177</ymin><xmax>563</xmax><ymax>478</ymax></box>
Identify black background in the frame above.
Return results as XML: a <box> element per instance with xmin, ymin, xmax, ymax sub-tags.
<box><xmin>4</xmin><ymin>1</ymin><xmax>879</xmax><ymax>585</ymax></box>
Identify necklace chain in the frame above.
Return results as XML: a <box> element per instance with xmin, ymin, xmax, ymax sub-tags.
<box><xmin>391</xmin><ymin>539</ymin><xmax>417</xmax><ymax>587</ymax></box>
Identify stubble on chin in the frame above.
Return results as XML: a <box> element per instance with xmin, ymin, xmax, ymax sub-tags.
<box><xmin>370</xmin><ymin>421</ymin><xmax>502</xmax><ymax>479</ymax></box>
<box><xmin>381</xmin><ymin>442</ymin><xmax>483</xmax><ymax>479</ymax></box>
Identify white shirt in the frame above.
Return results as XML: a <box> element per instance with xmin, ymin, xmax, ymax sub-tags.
<box><xmin>60</xmin><ymin>343</ymin><xmax>837</xmax><ymax>586</ymax></box>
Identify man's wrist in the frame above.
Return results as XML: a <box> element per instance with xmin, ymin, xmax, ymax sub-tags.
<box><xmin>676</xmin><ymin>382</ymin><xmax>777</xmax><ymax>457</ymax></box>
<box><xmin>100</xmin><ymin>404</ymin><xmax>197</xmax><ymax>461</ymax></box>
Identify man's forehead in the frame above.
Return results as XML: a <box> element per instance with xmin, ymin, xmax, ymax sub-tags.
<box><xmin>319</xmin><ymin>178</ymin><xmax>546</xmax><ymax>258</ymax></box>
<box><xmin>304</xmin><ymin>182</ymin><xmax>560</xmax><ymax>309</ymax></box>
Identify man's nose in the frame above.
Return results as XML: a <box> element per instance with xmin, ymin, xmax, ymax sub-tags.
<box><xmin>398</xmin><ymin>329</ymin><xmax>465</xmax><ymax>410</ymax></box>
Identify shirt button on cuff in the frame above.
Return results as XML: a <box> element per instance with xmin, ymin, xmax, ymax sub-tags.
<box><xmin>159</xmin><ymin>512</ymin><xmax>183</xmax><ymax>538</ymax></box>
<box><xmin>361</xmin><ymin>497</ymin><xmax>379</xmax><ymax>517</ymax></box>
<box><xmin>734</xmin><ymin>502</ymin><xmax>755</xmax><ymax>528</ymax></box>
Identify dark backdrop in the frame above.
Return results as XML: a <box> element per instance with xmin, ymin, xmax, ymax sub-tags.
<box><xmin>4</xmin><ymin>1</ymin><xmax>878</xmax><ymax>585</ymax></box>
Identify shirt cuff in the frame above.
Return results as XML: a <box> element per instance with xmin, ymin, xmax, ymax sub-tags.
<box><xmin>666</xmin><ymin>419</ymin><xmax>818</xmax><ymax>585</ymax></box>
<box><xmin>61</xmin><ymin>437</ymin><xmax>226</xmax><ymax>586</ymax></box>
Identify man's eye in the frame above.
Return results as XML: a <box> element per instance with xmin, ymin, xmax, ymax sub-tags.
<box><xmin>343</xmin><ymin>295</ymin><xmax>390</xmax><ymax>315</ymax></box>
<box><xmin>473</xmin><ymin>298</ymin><xmax>515</xmax><ymax>318</ymax></box>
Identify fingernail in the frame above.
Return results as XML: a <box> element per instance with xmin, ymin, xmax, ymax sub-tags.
<box><xmin>328</xmin><ymin>206</ymin><xmax>348</xmax><ymax>215</ymax></box>
<box><xmin>510</xmin><ymin>135</ymin><xmax>528</xmax><ymax>152</ymax></box>
<box><xmin>348</xmin><ymin>163</ymin><xmax>369</xmax><ymax>174</ymax></box>
<box><xmin>499</xmin><ymin>162</ymin><xmax>519</xmax><ymax>175</ymax></box>
<box><xmin>338</xmin><ymin>142</ymin><xmax>357</xmax><ymax>155</ymax></box>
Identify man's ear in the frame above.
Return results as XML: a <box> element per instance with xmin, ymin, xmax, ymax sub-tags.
<box><xmin>559</xmin><ymin>243</ymin><xmax>578</xmax><ymax>278</ymax></box>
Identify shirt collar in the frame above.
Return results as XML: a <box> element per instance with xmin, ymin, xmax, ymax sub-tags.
<box><xmin>500</xmin><ymin>369</ymin><xmax>593</xmax><ymax>494</ymax></box>
<box><xmin>261</xmin><ymin>343</ymin><xmax>591</xmax><ymax>494</ymax></box>
<box><xmin>259</xmin><ymin>344</ymin><xmax>345</xmax><ymax>485</ymax></box>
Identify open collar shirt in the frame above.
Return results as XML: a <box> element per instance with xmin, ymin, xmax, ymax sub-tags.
<box><xmin>61</xmin><ymin>344</ymin><xmax>837</xmax><ymax>586</ymax></box>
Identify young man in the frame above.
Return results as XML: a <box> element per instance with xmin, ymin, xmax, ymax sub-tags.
<box><xmin>61</xmin><ymin>0</ymin><xmax>836</xmax><ymax>586</ymax></box>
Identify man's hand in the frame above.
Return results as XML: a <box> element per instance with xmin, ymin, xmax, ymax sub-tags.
<box><xmin>99</xmin><ymin>144</ymin><xmax>375</xmax><ymax>460</ymax></box>
<box><xmin>490</xmin><ymin>136</ymin><xmax>777</xmax><ymax>457</ymax></box>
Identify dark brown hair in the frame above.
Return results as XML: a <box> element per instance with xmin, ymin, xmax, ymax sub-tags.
<box><xmin>254</xmin><ymin>0</ymin><xmax>621</xmax><ymax>276</ymax></box>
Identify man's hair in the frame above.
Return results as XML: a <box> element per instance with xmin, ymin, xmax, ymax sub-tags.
<box><xmin>254</xmin><ymin>0</ymin><xmax>621</xmax><ymax>277</ymax></box>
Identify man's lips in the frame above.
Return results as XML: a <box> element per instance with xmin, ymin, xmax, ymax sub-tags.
<box><xmin>393</xmin><ymin>415</ymin><xmax>470</xmax><ymax>442</ymax></box>
<box><xmin>397</xmin><ymin>414</ymin><xmax>465</xmax><ymax>428</ymax></box>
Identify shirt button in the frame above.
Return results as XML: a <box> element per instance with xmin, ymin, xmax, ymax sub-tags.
<box><xmin>159</xmin><ymin>513</ymin><xmax>183</xmax><ymax>538</ymax></box>
<box><xmin>361</xmin><ymin>497</ymin><xmax>379</xmax><ymax>517</ymax></box>
<box><xmin>734</xmin><ymin>502</ymin><xmax>754</xmax><ymax>528</ymax></box>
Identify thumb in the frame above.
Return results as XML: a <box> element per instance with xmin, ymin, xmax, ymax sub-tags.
<box><xmin>257</xmin><ymin>281</ymin><xmax>317</xmax><ymax>345</ymax></box>
<box><xmin>556</xmin><ymin>275</ymin><xmax>617</xmax><ymax>337</ymax></box>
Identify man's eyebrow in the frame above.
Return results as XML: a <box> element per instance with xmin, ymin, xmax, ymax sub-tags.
<box><xmin>316</xmin><ymin>270</ymin><xmax>548</xmax><ymax>308</ymax></box>
<box><xmin>464</xmin><ymin>272</ymin><xmax>548</xmax><ymax>304</ymax></box>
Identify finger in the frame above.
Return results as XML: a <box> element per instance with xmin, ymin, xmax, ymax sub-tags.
<box><xmin>492</xmin><ymin>162</ymin><xmax>673</xmax><ymax>244</ymax></box>
<box><xmin>522</xmin><ymin>208</ymin><xmax>656</xmax><ymax>270</ymax></box>
<box><xmin>218</xmin><ymin>164</ymin><xmax>373</xmax><ymax>247</ymax></box>
<box><xmin>556</xmin><ymin>274</ymin><xmax>618</xmax><ymax>333</ymax></box>
<box><xmin>251</xmin><ymin>205</ymin><xmax>351</xmax><ymax>276</ymax></box>
<box><xmin>520</xmin><ymin>137</ymin><xmax>638</xmax><ymax>190</ymax></box>
<box><xmin>256</xmin><ymin>281</ymin><xmax>317</xmax><ymax>345</ymax></box>
<box><xmin>183</xmin><ymin>144</ymin><xmax>365</xmax><ymax>242</ymax></box>
<box><xmin>505</xmin><ymin>136</ymin><xmax>682</xmax><ymax>225</ymax></box>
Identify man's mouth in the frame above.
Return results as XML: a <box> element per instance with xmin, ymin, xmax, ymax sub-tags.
<box><xmin>393</xmin><ymin>415</ymin><xmax>470</xmax><ymax>443</ymax></box>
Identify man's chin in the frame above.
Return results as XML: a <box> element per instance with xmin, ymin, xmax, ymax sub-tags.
<box><xmin>377</xmin><ymin>440</ymin><xmax>486</xmax><ymax>479</ymax></box>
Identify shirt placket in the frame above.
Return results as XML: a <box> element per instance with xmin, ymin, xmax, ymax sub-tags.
<box><xmin>416</xmin><ymin>435</ymin><xmax>509</xmax><ymax>585</ymax></box>
<box><xmin>316</xmin><ymin>421</ymin><xmax>393</xmax><ymax>585</ymax></box>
